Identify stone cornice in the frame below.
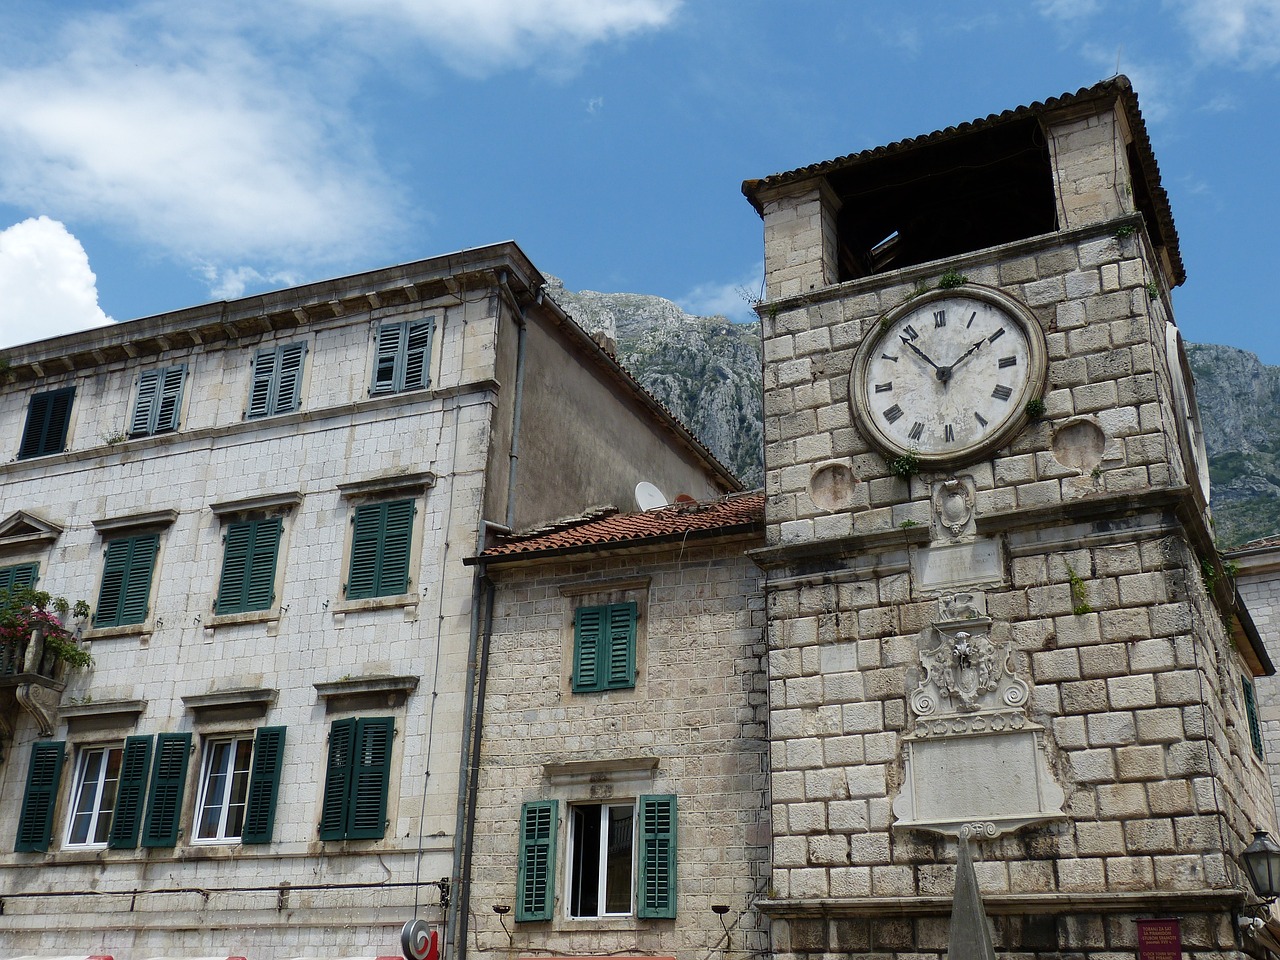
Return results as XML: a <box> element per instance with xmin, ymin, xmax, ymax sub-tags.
<box><xmin>0</xmin><ymin>242</ymin><xmax>541</xmax><ymax>384</ymax></box>
<box><xmin>758</xmin><ymin>887</ymin><xmax>1243</xmax><ymax>918</ymax></box>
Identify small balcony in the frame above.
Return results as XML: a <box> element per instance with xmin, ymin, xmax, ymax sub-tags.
<box><xmin>0</xmin><ymin>627</ymin><xmax>73</xmax><ymax>751</ymax></box>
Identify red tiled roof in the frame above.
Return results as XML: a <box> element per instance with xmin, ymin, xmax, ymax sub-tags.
<box><xmin>475</xmin><ymin>492</ymin><xmax>764</xmax><ymax>561</ymax></box>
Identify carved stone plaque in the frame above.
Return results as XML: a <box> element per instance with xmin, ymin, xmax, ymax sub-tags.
<box><xmin>893</xmin><ymin>598</ymin><xmax>1065</xmax><ymax>838</ymax></box>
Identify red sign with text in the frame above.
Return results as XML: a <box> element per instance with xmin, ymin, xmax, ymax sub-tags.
<box><xmin>1137</xmin><ymin>919</ymin><xmax>1182</xmax><ymax>960</ymax></box>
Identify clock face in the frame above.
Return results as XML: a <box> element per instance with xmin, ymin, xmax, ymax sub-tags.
<box><xmin>850</xmin><ymin>287</ymin><xmax>1047</xmax><ymax>466</ymax></box>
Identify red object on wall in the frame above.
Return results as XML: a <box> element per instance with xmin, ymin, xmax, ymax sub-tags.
<box><xmin>1137</xmin><ymin>919</ymin><xmax>1182</xmax><ymax>960</ymax></box>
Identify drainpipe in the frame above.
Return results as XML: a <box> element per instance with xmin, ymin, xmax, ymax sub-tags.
<box><xmin>452</xmin><ymin>567</ymin><xmax>496</xmax><ymax>960</ymax></box>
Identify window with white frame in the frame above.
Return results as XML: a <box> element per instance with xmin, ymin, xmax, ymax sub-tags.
<box><xmin>193</xmin><ymin>727</ymin><xmax>287</xmax><ymax>844</ymax></box>
<box><xmin>65</xmin><ymin>744</ymin><xmax>123</xmax><ymax>847</ymax></box>
<box><xmin>569</xmin><ymin>801</ymin><xmax>636</xmax><ymax>917</ymax></box>
<box><xmin>194</xmin><ymin>735</ymin><xmax>253</xmax><ymax>842</ymax></box>
<box><xmin>516</xmin><ymin>794</ymin><xmax>676</xmax><ymax>922</ymax></box>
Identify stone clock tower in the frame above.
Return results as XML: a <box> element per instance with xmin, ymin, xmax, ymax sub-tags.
<box><xmin>743</xmin><ymin>78</ymin><xmax>1278</xmax><ymax>957</ymax></box>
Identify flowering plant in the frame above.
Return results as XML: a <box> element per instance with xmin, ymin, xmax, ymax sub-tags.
<box><xmin>0</xmin><ymin>587</ymin><xmax>93</xmax><ymax>670</ymax></box>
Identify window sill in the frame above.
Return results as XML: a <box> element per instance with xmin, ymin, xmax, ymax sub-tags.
<box><xmin>332</xmin><ymin>593</ymin><xmax>419</xmax><ymax>615</ymax></box>
<box><xmin>83</xmin><ymin>623</ymin><xmax>152</xmax><ymax>642</ymax></box>
<box><xmin>205</xmin><ymin>609</ymin><xmax>280</xmax><ymax>629</ymax></box>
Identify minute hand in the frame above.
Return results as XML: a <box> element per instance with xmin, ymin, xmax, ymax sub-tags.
<box><xmin>900</xmin><ymin>336</ymin><xmax>941</xmax><ymax>370</ymax></box>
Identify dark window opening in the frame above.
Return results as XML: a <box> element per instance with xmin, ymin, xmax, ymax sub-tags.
<box><xmin>830</xmin><ymin>117</ymin><xmax>1056</xmax><ymax>282</ymax></box>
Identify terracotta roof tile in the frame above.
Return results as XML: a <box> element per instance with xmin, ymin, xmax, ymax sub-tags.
<box><xmin>477</xmin><ymin>492</ymin><xmax>764</xmax><ymax>560</ymax></box>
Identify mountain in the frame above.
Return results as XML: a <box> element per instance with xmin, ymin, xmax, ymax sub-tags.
<box><xmin>545</xmin><ymin>278</ymin><xmax>764</xmax><ymax>489</ymax></box>
<box><xmin>545</xmin><ymin>280</ymin><xmax>1277</xmax><ymax>548</ymax></box>
<box><xmin>1186</xmin><ymin>343</ymin><xmax>1280</xmax><ymax>547</ymax></box>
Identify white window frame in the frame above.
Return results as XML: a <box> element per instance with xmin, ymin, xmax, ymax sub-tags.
<box><xmin>566</xmin><ymin>800</ymin><xmax>636</xmax><ymax>919</ymax></box>
<box><xmin>192</xmin><ymin>734</ymin><xmax>255</xmax><ymax>843</ymax></box>
<box><xmin>64</xmin><ymin>743</ymin><xmax>123</xmax><ymax>848</ymax></box>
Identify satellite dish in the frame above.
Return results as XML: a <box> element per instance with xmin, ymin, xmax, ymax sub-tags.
<box><xmin>635</xmin><ymin>481</ymin><xmax>668</xmax><ymax>511</ymax></box>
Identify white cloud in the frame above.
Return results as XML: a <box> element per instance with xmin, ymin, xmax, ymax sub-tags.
<box><xmin>0</xmin><ymin>217</ymin><xmax>113</xmax><ymax>349</ymax></box>
<box><xmin>1037</xmin><ymin>0</ymin><xmax>1101</xmax><ymax>20</ymax></box>
<box><xmin>302</xmin><ymin>0</ymin><xmax>682</xmax><ymax>75</ymax></box>
<box><xmin>0</xmin><ymin>17</ymin><xmax>399</xmax><ymax>281</ymax></box>
<box><xmin>678</xmin><ymin>264</ymin><xmax>764</xmax><ymax>325</ymax></box>
<box><xmin>195</xmin><ymin>263</ymin><xmax>303</xmax><ymax>302</ymax></box>
<box><xmin>1173</xmin><ymin>0</ymin><xmax>1280</xmax><ymax>68</ymax></box>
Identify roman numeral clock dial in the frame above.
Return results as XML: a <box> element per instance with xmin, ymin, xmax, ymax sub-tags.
<box><xmin>849</xmin><ymin>286</ymin><xmax>1048</xmax><ymax>467</ymax></box>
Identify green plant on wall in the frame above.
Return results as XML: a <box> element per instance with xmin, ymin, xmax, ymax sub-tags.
<box><xmin>1065</xmin><ymin>563</ymin><xmax>1091</xmax><ymax>615</ymax></box>
<box><xmin>889</xmin><ymin>452</ymin><xmax>920</xmax><ymax>479</ymax></box>
<box><xmin>938</xmin><ymin>270</ymin><xmax>968</xmax><ymax>289</ymax></box>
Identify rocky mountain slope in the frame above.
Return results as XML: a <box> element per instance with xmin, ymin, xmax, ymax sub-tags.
<box><xmin>1186</xmin><ymin>343</ymin><xmax>1280</xmax><ymax>547</ymax></box>
<box><xmin>545</xmin><ymin>278</ymin><xmax>764</xmax><ymax>489</ymax></box>
<box><xmin>546</xmin><ymin>280</ymin><xmax>1276</xmax><ymax>547</ymax></box>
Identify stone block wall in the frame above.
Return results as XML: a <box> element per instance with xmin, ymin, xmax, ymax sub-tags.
<box><xmin>760</xmin><ymin>226</ymin><xmax>1179</xmax><ymax>548</ymax></box>
<box><xmin>1235</xmin><ymin>559</ymin><xmax>1280</xmax><ymax>823</ymax></box>
<box><xmin>0</xmin><ymin>280</ymin><xmax>502</xmax><ymax>955</ymax></box>
<box><xmin>469</xmin><ymin>540</ymin><xmax>770</xmax><ymax>960</ymax></box>
<box><xmin>1046</xmin><ymin>105</ymin><xmax>1136</xmax><ymax>233</ymax></box>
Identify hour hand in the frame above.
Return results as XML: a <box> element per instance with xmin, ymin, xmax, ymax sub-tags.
<box><xmin>900</xmin><ymin>336</ymin><xmax>940</xmax><ymax>370</ymax></box>
<box><xmin>948</xmin><ymin>339</ymin><xmax>986</xmax><ymax>371</ymax></box>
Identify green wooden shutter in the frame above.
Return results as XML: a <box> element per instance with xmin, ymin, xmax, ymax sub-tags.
<box><xmin>15</xmin><ymin>741</ymin><xmax>65</xmax><ymax>852</ymax></box>
<box><xmin>371</xmin><ymin>322</ymin><xmax>405</xmax><ymax>393</ymax></box>
<box><xmin>18</xmin><ymin>390</ymin><xmax>54</xmax><ymax>458</ymax></box>
<box><xmin>108</xmin><ymin>735</ymin><xmax>154</xmax><ymax>849</ymax></box>
<box><xmin>95</xmin><ymin>538</ymin><xmax>132</xmax><ymax>626</ymax></box>
<box><xmin>245</xmin><ymin>517</ymin><xmax>282</xmax><ymax>610</ymax></box>
<box><xmin>273</xmin><ymin>342</ymin><xmax>306</xmax><ymax>413</ymax></box>
<box><xmin>142</xmin><ymin>732</ymin><xmax>192</xmax><ymax>847</ymax></box>
<box><xmin>402</xmin><ymin>319</ymin><xmax>433</xmax><ymax>390</ymax></box>
<box><xmin>118</xmin><ymin>535</ymin><xmax>158</xmax><ymax>625</ymax></box>
<box><xmin>319</xmin><ymin>718</ymin><xmax>356</xmax><ymax>840</ymax></box>
<box><xmin>376</xmin><ymin>500</ymin><xmax>414</xmax><ymax>596</ymax></box>
<box><xmin>96</xmin><ymin>535</ymin><xmax>159</xmax><ymax>627</ymax></box>
<box><xmin>637</xmin><ymin>794</ymin><xmax>676</xmax><ymax>919</ymax></box>
<box><xmin>346</xmin><ymin>505</ymin><xmax>382</xmax><ymax>599</ymax></box>
<box><xmin>346</xmin><ymin>718</ymin><xmax>393</xmax><ymax>839</ymax></box>
<box><xmin>247</xmin><ymin>347</ymin><xmax>276</xmax><ymax>418</ymax></box>
<box><xmin>1245</xmin><ymin>679</ymin><xmax>1265</xmax><ymax>759</ymax></box>
<box><xmin>215</xmin><ymin>521</ymin><xmax>253</xmax><ymax>613</ymax></box>
<box><xmin>154</xmin><ymin>364</ymin><xmax>186</xmax><ymax>432</ymax></box>
<box><xmin>573</xmin><ymin>606</ymin><xmax>603</xmax><ymax>692</ymax></box>
<box><xmin>19</xmin><ymin>386</ymin><xmax>74</xmax><ymax>458</ymax></box>
<box><xmin>215</xmin><ymin>518</ymin><xmax>280</xmax><ymax>614</ymax></box>
<box><xmin>0</xmin><ymin>562</ymin><xmax>38</xmax><ymax>596</ymax></box>
<box><xmin>241</xmin><ymin>726</ymin><xmax>287</xmax><ymax>844</ymax></box>
<box><xmin>131</xmin><ymin>369</ymin><xmax>161</xmax><ymax>436</ymax></box>
<box><xmin>605</xmin><ymin>602</ymin><xmax>637</xmax><ymax>689</ymax></box>
<box><xmin>516</xmin><ymin>800</ymin><xmax>558</xmax><ymax>921</ymax></box>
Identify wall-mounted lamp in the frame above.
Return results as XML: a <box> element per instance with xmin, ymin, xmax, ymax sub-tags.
<box><xmin>712</xmin><ymin>904</ymin><xmax>731</xmax><ymax>947</ymax></box>
<box><xmin>1242</xmin><ymin>830</ymin><xmax>1280</xmax><ymax>903</ymax></box>
<box><xmin>493</xmin><ymin>903</ymin><xmax>512</xmax><ymax>940</ymax></box>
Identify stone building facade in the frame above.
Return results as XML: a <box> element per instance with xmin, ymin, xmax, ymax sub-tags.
<box><xmin>0</xmin><ymin>242</ymin><xmax>736</xmax><ymax>958</ymax></box>
<box><xmin>464</xmin><ymin>495</ymin><xmax>770</xmax><ymax>960</ymax></box>
<box><xmin>1230</xmin><ymin>538</ymin><xmax>1280</xmax><ymax>824</ymax></box>
<box><xmin>742</xmin><ymin>77</ymin><xmax>1279</xmax><ymax>958</ymax></box>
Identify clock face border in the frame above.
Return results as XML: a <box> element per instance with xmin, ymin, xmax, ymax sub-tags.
<box><xmin>849</xmin><ymin>284</ymin><xmax>1048</xmax><ymax>469</ymax></box>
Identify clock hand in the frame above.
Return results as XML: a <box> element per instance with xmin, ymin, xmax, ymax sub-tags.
<box><xmin>945</xmin><ymin>339</ymin><xmax>987</xmax><ymax>373</ymax></box>
<box><xmin>900</xmin><ymin>336</ymin><xmax>941</xmax><ymax>371</ymax></box>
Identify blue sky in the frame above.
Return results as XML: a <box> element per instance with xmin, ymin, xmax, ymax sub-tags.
<box><xmin>0</xmin><ymin>1</ymin><xmax>1277</xmax><ymax>361</ymax></box>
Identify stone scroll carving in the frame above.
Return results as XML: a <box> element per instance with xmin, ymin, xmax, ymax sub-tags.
<box><xmin>893</xmin><ymin>594</ymin><xmax>1065</xmax><ymax>839</ymax></box>
<box><xmin>909</xmin><ymin>596</ymin><xmax>1028</xmax><ymax>718</ymax></box>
